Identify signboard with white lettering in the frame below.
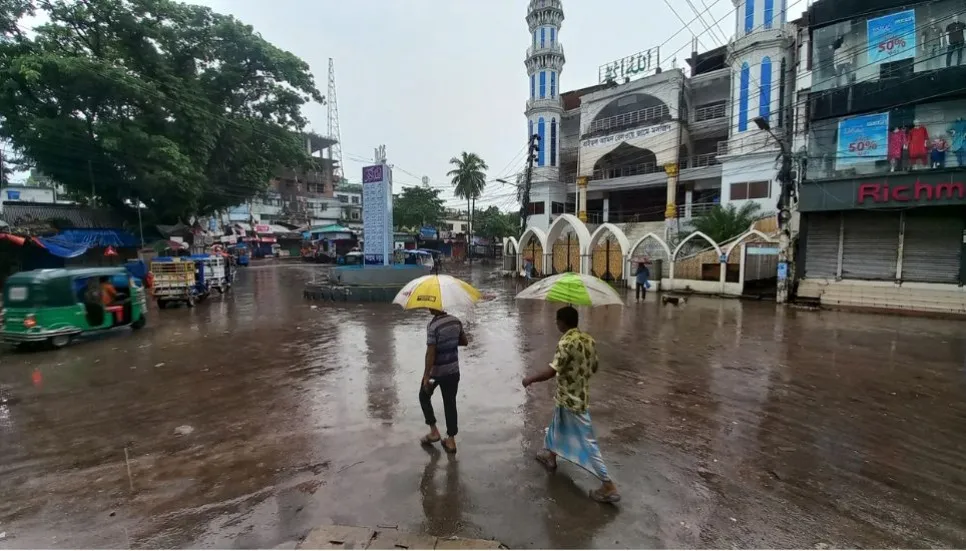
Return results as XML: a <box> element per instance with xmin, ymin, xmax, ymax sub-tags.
<box><xmin>578</xmin><ymin>122</ymin><xmax>677</xmax><ymax>177</ymax></box>
<box><xmin>598</xmin><ymin>47</ymin><xmax>660</xmax><ymax>84</ymax></box>
<box><xmin>362</xmin><ymin>163</ymin><xmax>393</xmax><ymax>265</ymax></box>
<box><xmin>580</xmin><ymin>122</ymin><xmax>674</xmax><ymax>149</ymax></box>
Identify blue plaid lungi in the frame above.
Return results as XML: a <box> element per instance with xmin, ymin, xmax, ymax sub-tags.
<box><xmin>544</xmin><ymin>405</ymin><xmax>610</xmax><ymax>481</ymax></box>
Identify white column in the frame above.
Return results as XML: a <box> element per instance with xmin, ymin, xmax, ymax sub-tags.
<box><xmin>684</xmin><ymin>189</ymin><xmax>693</xmax><ymax>220</ymax></box>
<box><xmin>603</xmin><ymin>194</ymin><xmax>610</xmax><ymax>223</ymax></box>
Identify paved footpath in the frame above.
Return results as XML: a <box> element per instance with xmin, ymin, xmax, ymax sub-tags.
<box><xmin>274</xmin><ymin>524</ymin><xmax>505</xmax><ymax>550</ymax></box>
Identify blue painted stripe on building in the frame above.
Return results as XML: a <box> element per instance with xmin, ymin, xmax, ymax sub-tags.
<box><xmin>759</xmin><ymin>57</ymin><xmax>772</xmax><ymax>121</ymax></box>
<box><xmin>537</xmin><ymin>118</ymin><xmax>546</xmax><ymax>166</ymax></box>
<box><xmin>738</xmin><ymin>62</ymin><xmax>750</xmax><ymax>131</ymax></box>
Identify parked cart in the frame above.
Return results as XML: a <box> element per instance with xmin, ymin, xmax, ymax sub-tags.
<box><xmin>150</xmin><ymin>257</ymin><xmax>198</xmax><ymax>308</ymax></box>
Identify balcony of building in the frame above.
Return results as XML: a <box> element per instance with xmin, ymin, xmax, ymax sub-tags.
<box><xmin>526</xmin><ymin>43</ymin><xmax>565</xmax><ymax>60</ymax></box>
<box><xmin>526</xmin><ymin>97</ymin><xmax>563</xmax><ymax>112</ymax></box>
<box><xmin>689</xmin><ymin>100</ymin><xmax>729</xmax><ymax>140</ymax></box>
<box><xmin>583</xmin><ymin>185</ymin><xmax>720</xmax><ymax>225</ymax></box>
<box><xmin>718</xmin><ymin>129</ymin><xmax>783</xmax><ymax>159</ymax></box>
<box><xmin>582</xmin><ymin>104</ymin><xmax>672</xmax><ymax>139</ymax></box>
<box><xmin>728</xmin><ymin>25</ymin><xmax>795</xmax><ymax>59</ymax></box>
<box><xmin>585</xmin><ymin>151</ymin><xmax>722</xmax><ymax>192</ymax></box>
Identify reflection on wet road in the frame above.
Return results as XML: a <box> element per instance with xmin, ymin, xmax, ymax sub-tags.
<box><xmin>1</xmin><ymin>264</ymin><xmax>965</xmax><ymax>548</ymax></box>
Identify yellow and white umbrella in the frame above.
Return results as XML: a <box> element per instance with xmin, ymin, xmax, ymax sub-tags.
<box><xmin>393</xmin><ymin>274</ymin><xmax>482</xmax><ymax>311</ymax></box>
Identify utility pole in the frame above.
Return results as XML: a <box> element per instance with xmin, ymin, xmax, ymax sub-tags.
<box><xmin>519</xmin><ymin>133</ymin><xmax>540</xmax><ymax>234</ymax></box>
<box><xmin>753</xmin><ymin>116</ymin><xmax>794</xmax><ymax>304</ymax></box>
<box><xmin>775</xmin><ymin>148</ymin><xmax>794</xmax><ymax>304</ymax></box>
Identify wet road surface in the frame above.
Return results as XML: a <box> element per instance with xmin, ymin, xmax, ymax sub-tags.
<box><xmin>1</xmin><ymin>263</ymin><xmax>966</xmax><ymax>549</ymax></box>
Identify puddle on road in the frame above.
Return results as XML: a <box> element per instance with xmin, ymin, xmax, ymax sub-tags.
<box><xmin>1</xmin><ymin>264</ymin><xmax>965</xmax><ymax>548</ymax></box>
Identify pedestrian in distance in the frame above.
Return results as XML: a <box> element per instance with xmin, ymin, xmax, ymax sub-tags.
<box><xmin>634</xmin><ymin>262</ymin><xmax>651</xmax><ymax>302</ymax></box>
<box><xmin>419</xmin><ymin>308</ymin><xmax>468</xmax><ymax>454</ymax></box>
<box><xmin>522</xmin><ymin>305</ymin><xmax>621</xmax><ymax>503</ymax></box>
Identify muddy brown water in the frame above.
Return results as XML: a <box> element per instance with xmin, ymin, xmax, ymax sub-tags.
<box><xmin>1</xmin><ymin>264</ymin><xmax>965</xmax><ymax>549</ymax></box>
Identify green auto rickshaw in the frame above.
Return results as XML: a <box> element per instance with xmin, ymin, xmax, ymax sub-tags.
<box><xmin>1</xmin><ymin>267</ymin><xmax>147</xmax><ymax>350</ymax></box>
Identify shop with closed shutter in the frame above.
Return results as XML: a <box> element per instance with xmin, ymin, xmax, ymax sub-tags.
<box><xmin>799</xmin><ymin>208</ymin><xmax>965</xmax><ymax>285</ymax></box>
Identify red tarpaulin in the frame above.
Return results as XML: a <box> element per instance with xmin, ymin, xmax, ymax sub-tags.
<box><xmin>0</xmin><ymin>233</ymin><xmax>26</xmax><ymax>246</ymax></box>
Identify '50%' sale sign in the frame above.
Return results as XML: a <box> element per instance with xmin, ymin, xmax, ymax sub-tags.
<box><xmin>836</xmin><ymin>112</ymin><xmax>890</xmax><ymax>170</ymax></box>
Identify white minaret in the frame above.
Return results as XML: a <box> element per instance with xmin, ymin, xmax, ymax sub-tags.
<box><xmin>524</xmin><ymin>0</ymin><xmax>565</xmax><ymax>230</ymax></box>
<box><xmin>525</xmin><ymin>0</ymin><xmax>564</xmax><ymax>176</ymax></box>
<box><xmin>728</xmin><ymin>0</ymin><xmax>791</xmax><ymax>143</ymax></box>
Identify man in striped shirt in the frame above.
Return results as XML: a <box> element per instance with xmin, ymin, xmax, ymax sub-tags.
<box><xmin>419</xmin><ymin>309</ymin><xmax>468</xmax><ymax>454</ymax></box>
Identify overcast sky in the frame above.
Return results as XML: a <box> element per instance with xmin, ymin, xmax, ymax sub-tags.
<box><xmin>190</xmin><ymin>0</ymin><xmax>743</xmax><ymax>211</ymax></box>
<box><xmin>188</xmin><ymin>0</ymin><xmax>747</xmax><ymax>210</ymax></box>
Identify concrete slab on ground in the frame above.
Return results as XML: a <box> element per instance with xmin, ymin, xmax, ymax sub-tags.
<box><xmin>296</xmin><ymin>525</ymin><xmax>503</xmax><ymax>550</ymax></box>
<box><xmin>300</xmin><ymin>525</ymin><xmax>375</xmax><ymax>549</ymax></box>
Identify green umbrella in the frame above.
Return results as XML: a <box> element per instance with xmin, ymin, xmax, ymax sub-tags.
<box><xmin>515</xmin><ymin>272</ymin><xmax>624</xmax><ymax>307</ymax></box>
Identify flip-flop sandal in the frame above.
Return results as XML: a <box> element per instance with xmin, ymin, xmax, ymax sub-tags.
<box><xmin>535</xmin><ymin>454</ymin><xmax>557</xmax><ymax>471</ymax></box>
<box><xmin>589</xmin><ymin>488</ymin><xmax>621</xmax><ymax>503</ymax></box>
<box><xmin>420</xmin><ymin>434</ymin><xmax>441</xmax><ymax>446</ymax></box>
<box><xmin>441</xmin><ymin>440</ymin><xmax>457</xmax><ymax>454</ymax></box>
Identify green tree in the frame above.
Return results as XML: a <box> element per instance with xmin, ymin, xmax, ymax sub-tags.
<box><xmin>447</xmin><ymin>152</ymin><xmax>488</xmax><ymax>249</ymax></box>
<box><xmin>393</xmin><ymin>186</ymin><xmax>445</xmax><ymax>230</ymax></box>
<box><xmin>0</xmin><ymin>0</ymin><xmax>322</xmax><ymax>221</ymax></box>
<box><xmin>473</xmin><ymin>206</ymin><xmax>517</xmax><ymax>240</ymax></box>
<box><xmin>690</xmin><ymin>202</ymin><xmax>762</xmax><ymax>244</ymax></box>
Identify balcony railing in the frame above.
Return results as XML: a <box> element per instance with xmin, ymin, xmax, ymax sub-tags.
<box><xmin>526</xmin><ymin>97</ymin><xmax>562</xmax><ymax>111</ymax></box>
<box><xmin>694</xmin><ymin>102</ymin><xmax>727</xmax><ymax>122</ymax></box>
<box><xmin>585</xmin><ymin>104</ymin><xmax>671</xmax><ymax>136</ymax></box>
<box><xmin>678</xmin><ymin>153</ymin><xmax>719</xmax><ymax>169</ymax></box>
<box><xmin>526</xmin><ymin>43</ymin><xmax>564</xmax><ymax>58</ymax></box>
<box><xmin>676</xmin><ymin>201</ymin><xmax>718</xmax><ymax>219</ymax></box>
<box><xmin>588</xmin><ymin>154</ymin><xmax>719</xmax><ymax>182</ymax></box>
<box><xmin>590</xmin><ymin>161</ymin><xmax>663</xmax><ymax>181</ymax></box>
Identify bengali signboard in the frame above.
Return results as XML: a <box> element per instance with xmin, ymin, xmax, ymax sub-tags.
<box><xmin>580</xmin><ymin>122</ymin><xmax>674</xmax><ymax>149</ymax></box>
<box><xmin>867</xmin><ymin>10</ymin><xmax>916</xmax><ymax>65</ymax></box>
<box><xmin>835</xmin><ymin>112</ymin><xmax>890</xmax><ymax>170</ymax></box>
<box><xmin>362</xmin><ymin>163</ymin><xmax>393</xmax><ymax>265</ymax></box>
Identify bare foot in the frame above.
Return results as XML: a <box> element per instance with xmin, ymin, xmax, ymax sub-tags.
<box><xmin>590</xmin><ymin>482</ymin><xmax>621</xmax><ymax>503</ymax></box>
<box><xmin>535</xmin><ymin>450</ymin><xmax>557</xmax><ymax>471</ymax></box>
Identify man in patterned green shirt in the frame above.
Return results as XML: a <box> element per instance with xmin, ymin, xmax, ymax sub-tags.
<box><xmin>523</xmin><ymin>306</ymin><xmax>620</xmax><ymax>503</ymax></box>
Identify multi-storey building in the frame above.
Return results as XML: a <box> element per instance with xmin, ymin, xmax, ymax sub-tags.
<box><xmin>223</xmin><ymin>134</ymin><xmax>343</xmax><ymax>229</ymax></box>
<box><xmin>522</xmin><ymin>0</ymin><xmax>801</xmax><ymax>246</ymax></box>
<box><xmin>335</xmin><ymin>181</ymin><xmax>363</xmax><ymax>229</ymax></box>
<box><xmin>795</xmin><ymin>0</ymin><xmax>966</xmax><ymax>314</ymax></box>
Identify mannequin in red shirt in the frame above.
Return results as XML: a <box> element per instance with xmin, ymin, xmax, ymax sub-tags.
<box><xmin>888</xmin><ymin>127</ymin><xmax>908</xmax><ymax>172</ymax></box>
<box><xmin>907</xmin><ymin>120</ymin><xmax>930</xmax><ymax>169</ymax></box>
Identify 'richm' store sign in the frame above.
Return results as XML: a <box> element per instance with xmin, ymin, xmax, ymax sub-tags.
<box><xmin>798</xmin><ymin>172</ymin><xmax>966</xmax><ymax>212</ymax></box>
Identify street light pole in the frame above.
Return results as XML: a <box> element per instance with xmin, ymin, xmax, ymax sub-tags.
<box><xmin>753</xmin><ymin>116</ymin><xmax>794</xmax><ymax>304</ymax></box>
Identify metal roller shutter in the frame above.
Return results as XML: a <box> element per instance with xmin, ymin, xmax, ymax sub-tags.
<box><xmin>841</xmin><ymin>211</ymin><xmax>900</xmax><ymax>280</ymax></box>
<box><xmin>901</xmin><ymin>213</ymin><xmax>964</xmax><ymax>284</ymax></box>
<box><xmin>804</xmin><ymin>213</ymin><xmax>840</xmax><ymax>278</ymax></box>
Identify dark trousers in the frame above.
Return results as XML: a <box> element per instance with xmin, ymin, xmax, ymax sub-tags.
<box><xmin>636</xmin><ymin>282</ymin><xmax>647</xmax><ymax>301</ymax></box>
<box><xmin>948</xmin><ymin>44</ymin><xmax>964</xmax><ymax>67</ymax></box>
<box><xmin>419</xmin><ymin>372</ymin><xmax>460</xmax><ymax>437</ymax></box>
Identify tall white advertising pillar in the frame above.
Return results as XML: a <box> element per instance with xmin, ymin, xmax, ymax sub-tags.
<box><xmin>362</xmin><ymin>146</ymin><xmax>393</xmax><ymax>266</ymax></box>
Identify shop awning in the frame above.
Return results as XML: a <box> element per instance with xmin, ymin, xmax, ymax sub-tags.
<box><xmin>310</xmin><ymin>224</ymin><xmax>353</xmax><ymax>234</ymax></box>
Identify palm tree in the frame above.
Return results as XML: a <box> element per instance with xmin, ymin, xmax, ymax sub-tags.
<box><xmin>691</xmin><ymin>202</ymin><xmax>762</xmax><ymax>244</ymax></box>
<box><xmin>447</xmin><ymin>152</ymin><xmax>488</xmax><ymax>258</ymax></box>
